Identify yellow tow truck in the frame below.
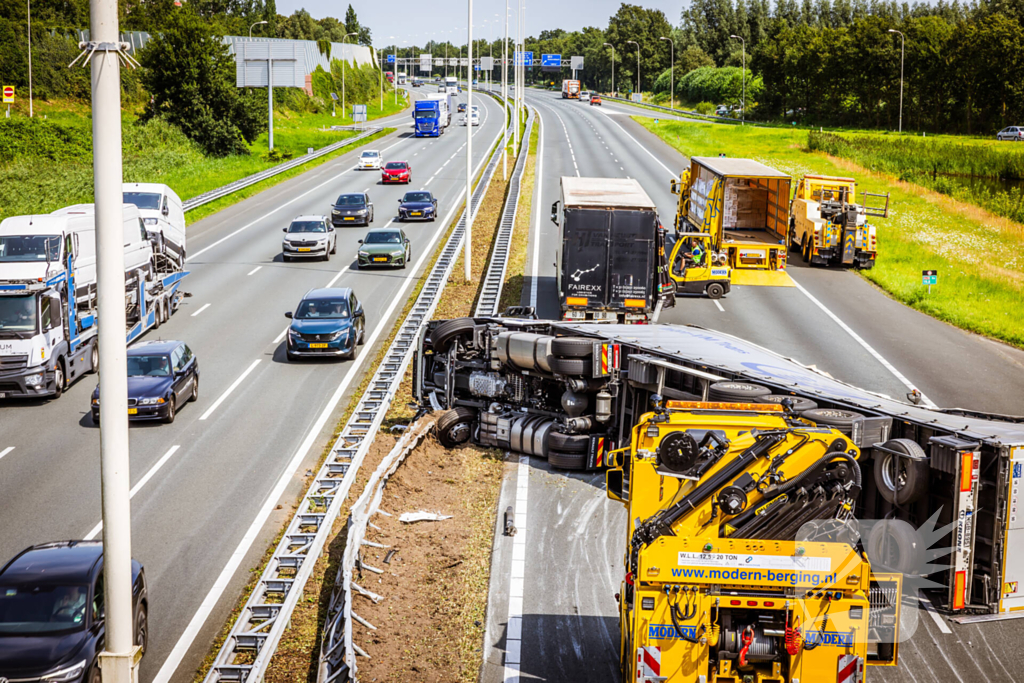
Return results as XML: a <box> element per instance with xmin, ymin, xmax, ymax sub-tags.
<box><xmin>790</xmin><ymin>175</ymin><xmax>889</xmax><ymax>269</ymax></box>
<box><xmin>606</xmin><ymin>400</ymin><xmax>901</xmax><ymax>683</ymax></box>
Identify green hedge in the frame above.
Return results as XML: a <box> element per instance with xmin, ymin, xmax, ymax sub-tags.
<box><xmin>676</xmin><ymin>66</ymin><xmax>762</xmax><ymax>106</ymax></box>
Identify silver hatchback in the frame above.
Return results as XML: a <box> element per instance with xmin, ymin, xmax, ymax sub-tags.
<box><xmin>997</xmin><ymin>126</ymin><xmax>1024</xmax><ymax>141</ymax></box>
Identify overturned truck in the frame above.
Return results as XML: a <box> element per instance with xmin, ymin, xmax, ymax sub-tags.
<box><xmin>414</xmin><ymin>317</ymin><xmax>1024</xmax><ymax>616</ymax></box>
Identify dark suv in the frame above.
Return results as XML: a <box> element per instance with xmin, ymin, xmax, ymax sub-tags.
<box><xmin>0</xmin><ymin>541</ymin><xmax>147</xmax><ymax>683</ymax></box>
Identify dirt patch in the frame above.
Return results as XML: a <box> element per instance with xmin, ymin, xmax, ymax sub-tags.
<box><xmin>352</xmin><ymin>435</ymin><xmax>504</xmax><ymax>683</ymax></box>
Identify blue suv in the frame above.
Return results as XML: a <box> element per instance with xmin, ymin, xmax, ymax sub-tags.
<box><xmin>0</xmin><ymin>541</ymin><xmax>147</xmax><ymax>683</ymax></box>
<box><xmin>285</xmin><ymin>288</ymin><xmax>366</xmax><ymax>361</ymax></box>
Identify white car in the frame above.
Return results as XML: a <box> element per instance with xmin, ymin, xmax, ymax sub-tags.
<box><xmin>282</xmin><ymin>215</ymin><xmax>336</xmax><ymax>262</ymax></box>
<box><xmin>460</xmin><ymin>106</ymin><xmax>481</xmax><ymax>126</ymax></box>
<box><xmin>580</xmin><ymin>91</ymin><xmax>591</xmax><ymax>102</ymax></box>
<box><xmin>358</xmin><ymin>150</ymin><xmax>382</xmax><ymax>170</ymax></box>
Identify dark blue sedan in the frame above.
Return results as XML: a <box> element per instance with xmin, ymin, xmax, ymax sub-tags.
<box><xmin>91</xmin><ymin>340</ymin><xmax>199</xmax><ymax>425</ymax></box>
<box><xmin>285</xmin><ymin>287</ymin><xmax>365</xmax><ymax>361</ymax></box>
<box><xmin>397</xmin><ymin>190</ymin><xmax>438</xmax><ymax>222</ymax></box>
<box><xmin>0</xmin><ymin>541</ymin><xmax>147</xmax><ymax>683</ymax></box>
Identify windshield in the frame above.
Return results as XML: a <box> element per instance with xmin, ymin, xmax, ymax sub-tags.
<box><xmin>123</xmin><ymin>192</ymin><xmax>162</xmax><ymax>211</ymax></box>
<box><xmin>0</xmin><ymin>295</ymin><xmax>37</xmax><ymax>332</ymax></box>
<box><xmin>359</xmin><ymin>152</ymin><xmax>379</xmax><ymax>159</ymax></box>
<box><xmin>0</xmin><ymin>235</ymin><xmax>61</xmax><ymax>263</ymax></box>
<box><xmin>365</xmin><ymin>231</ymin><xmax>402</xmax><ymax>244</ymax></box>
<box><xmin>384</xmin><ymin>162</ymin><xmax>407</xmax><ymax>170</ymax></box>
<box><xmin>0</xmin><ymin>584</ymin><xmax>90</xmax><ymax>634</ymax></box>
<box><xmin>334</xmin><ymin>196</ymin><xmax>365</xmax><ymax>207</ymax></box>
<box><xmin>404</xmin><ymin>192</ymin><xmax>431</xmax><ymax>202</ymax></box>
<box><xmin>295</xmin><ymin>298</ymin><xmax>350</xmax><ymax>319</ymax></box>
<box><xmin>414</xmin><ymin>110</ymin><xmax>436</xmax><ymax>119</ymax></box>
<box><xmin>288</xmin><ymin>221</ymin><xmax>327</xmax><ymax>233</ymax></box>
<box><xmin>126</xmin><ymin>354</ymin><xmax>172</xmax><ymax>377</ymax></box>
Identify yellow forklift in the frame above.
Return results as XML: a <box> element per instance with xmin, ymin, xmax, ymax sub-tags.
<box><xmin>666</xmin><ymin>231</ymin><xmax>731</xmax><ymax>299</ymax></box>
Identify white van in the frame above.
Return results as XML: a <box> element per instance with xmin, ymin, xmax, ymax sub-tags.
<box><xmin>48</xmin><ymin>204</ymin><xmax>155</xmax><ymax>282</ymax></box>
<box><xmin>122</xmin><ymin>183</ymin><xmax>186</xmax><ymax>265</ymax></box>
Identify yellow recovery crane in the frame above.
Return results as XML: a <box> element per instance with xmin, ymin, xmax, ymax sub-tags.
<box><xmin>790</xmin><ymin>175</ymin><xmax>889</xmax><ymax>269</ymax></box>
<box><xmin>607</xmin><ymin>400</ymin><xmax>900</xmax><ymax>683</ymax></box>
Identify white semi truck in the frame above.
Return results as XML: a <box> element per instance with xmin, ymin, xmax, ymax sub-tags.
<box><xmin>0</xmin><ymin>203</ymin><xmax>188</xmax><ymax>399</ymax></box>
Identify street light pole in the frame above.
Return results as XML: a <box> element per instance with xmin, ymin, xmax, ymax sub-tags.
<box><xmin>603</xmin><ymin>42</ymin><xmax>614</xmax><ymax>95</ymax></box>
<box><xmin>660</xmin><ymin>36</ymin><xmax>673</xmax><ymax>110</ymax></box>
<box><xmin>888</xmin><ymin>29</ymin><xmax>905</xmax><ymax>133</ymax></box>
<box><xmin>248</xmin><ymin>19</ymin><xmax>267</xmax><ymax>39</ymax></box>
<box><xmin>27</xmin><ymin>0</ymin><xmax>34</xmax><ymax>117</ymax></box>
<box><xmin>465</xmin><ymin>0</ymin><xmax>474</xmax><ymax>282</ymax></box>
<box><xmin>341</xmin><ymin>31</ymin><xmax>358</xmax><ymax>118</ymax></box>
<box><xmin>502</xmin><ymin>0</ymin><xmax>509</xmax><ymax>178</ymax></box>
<box><xmin>626</xmin><ymin>40</ymin><xmax>639</xmax><ymax>97</ymax></box>
<box><xmin>730</xmin><ymin>34</ymin><xmax>745</xmax><ymax>124</ymax></box>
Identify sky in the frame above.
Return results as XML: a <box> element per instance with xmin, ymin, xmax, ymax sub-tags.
<box><xmin>277</xmin><ymin>0</ymin><xmax>684</xmax><ymax>46</ymax></box>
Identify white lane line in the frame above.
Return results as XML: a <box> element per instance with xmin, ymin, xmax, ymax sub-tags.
<box><xmin>273</xmin><ymin>326</ymin><xmax>289</xmax><ymax>344</ymax></box>
<box><xmin>424</xmin><ymin>177</ymin><xmax>433</xmax><ymax>186</ymax></box>
<box><xmin>84</xmin><ymin>445</ymin><xmax>181</xmax><ymax>540</ymax></box>
<box><xmin>789</xmin><ymin>278</ymin><xmax>937</xmax><ymax>407</ymax></box>
<box><xmin>153</xmin><ymin>127</ymin><xmax>501</xmax><ymax>683</ymax></box>
<box><xmin>502</xmin><ymin>455</ymin><xmax>531</xmax><ymax>680</ymax></box>
<box><xmin>382</xmin><ymin>218</ymin><xmax>395</xmax><ymax>228</ymax></box>
<box><xmin>190</xmin><ymin>303</ymin><xmax>211</xmax><ymax>318</ymax></box>
<box><xmin>325</xmin><ymin>266</ymin><xmax>351</xmax><ymax>288</ymax></box>
<box><xmin>594</xmin><ymin>108</ymin><xmax>677</xmax><ymax>180</ymax></box>
<box><xmin>918</xmin><ymin>593</ymin><xmax>952</xmax><ymax>634</ymax></box>
<box><xmin>713</xmin><ymin>300</ymin><xmax>725</xmax><ymax>312</ymax></box>
<box><xmin>198</xmin><ymin>360</ymin><xmax>261</xmax><ymax>421</ymax></box>
<box><xmin>530</xmin><ymin>110</ymin><xmax>544</xmax><ymax>309</ymax></box>
<box><xmin>0</xmin><ymin>447</ymin><xmax>14</xmax><ymax>461</ymax></box>
<box><xmin>247</xmin><ymin>266</ymin><xmax>262</xmax><ymax>276</ymax></box>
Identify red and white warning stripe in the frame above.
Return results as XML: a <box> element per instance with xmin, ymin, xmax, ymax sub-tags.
<box><xmin>636</xmin><ymin>646</ymin><xmax>661</xmax><ymax>681</ymax></box>
<box><xmin>837</xmin><ymin>654</ymin><xmax>863</xmax><ymax>683</ymax></box>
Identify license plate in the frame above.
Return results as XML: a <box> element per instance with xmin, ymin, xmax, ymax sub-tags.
<box><xmin>309</xmin><ymin>343</ymin><xmax>328</xmax><ymax>349</ymax></box>
<box><xmin>128</xmin><ymin>408</ymin><xmax>138</xmax><ymax>415</ymax></box>
<box><xmin>411</xmin><ymin>212</ymin><xmax>422</xmax><ymax>216</ymax></box>
<box><xmin>373</xmin><ymin>257</ymin><xmax>387</xmax><ymax>262</ymax></box>
<box><xmin>344</xmin><ymin>217</ymin><xmax>354</xmax><ymax>220</ymax></box>
<box><xmin>298</xmin><ymin>247</ymin><xmax>311</xmax><ymax>252</ymax></box>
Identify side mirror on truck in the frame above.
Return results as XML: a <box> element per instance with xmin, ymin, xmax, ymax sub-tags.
<box><xmin>550</xmin><ymin>200</ymin><xmax>560</xmax><ymax>225</ymax></box>
<box><xmin>669</xmin><ymin>179</ymin><xmax>679</xmax><ymax>195</ymax></box>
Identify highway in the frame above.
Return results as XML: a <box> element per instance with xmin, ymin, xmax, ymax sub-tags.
<box><xmin>480</xmin><ymin>89</ymin><xmax>1024</xmax><ymax>683</ymax></box>
<box><xmin>0</xmin><ymin>85</ymin><xmax>505</xmax><ymax>683</ymax></box>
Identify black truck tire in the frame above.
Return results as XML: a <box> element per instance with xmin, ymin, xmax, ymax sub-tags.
<box><xmin>706</xmin><ymin>283</ymin><xmax>725</xmax><ymax>299</ymax></box>
<box><xmin>437</xmin><ymin>407</ymin><xmax>476</xmax><ymax>449</ymax></box>
<box><xmin>430</xmin><ymin>318</ymin><xmax>475</xmax><ymax>353</ymax></box>
<box><xmin>873</xmin><ymin>439</ymin><xmax>929</xmax><ymax>506</ymax></box>
<box><xmin>866</xmin><ymin>519</ymin><xmax>923</xmax><ymax>574</ymax></box>
<box><xmin>549</xmin><ymin>450</ymin><xmax>587</xmax><ymax>470</ymax></box>
<box><xmin>548</xmin><ymin>432</ymin><xmax>589</xmax><ymax>453</ymax></box>
<box><xmin>551</xmin><ymin>357</ymin><xmax>589</xmax><ymax>376</ymax></box>
<box><xmin>759</xmin><ymin>394</ymin><xmax>819</xmax><ymax>413</ymax></box>
<box><xmin>551</xmin><ymin>337</ymin><xmax>594</xmax><ymax>358</ymax></box>
<box><xmin>801</xmin><ymin>407</ymin><xmax>864</xmax><ymax>433</ymax></box>
<box><xmin>708</xmin><ymin>381</ymin><xmax>771</xmax><ymax>402</ymax></box>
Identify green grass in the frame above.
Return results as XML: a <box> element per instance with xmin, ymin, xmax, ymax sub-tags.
<box><xmin>637</xmin><ymin>117</ymin><xmax>1024</xmax><ymax>349</ymax></box>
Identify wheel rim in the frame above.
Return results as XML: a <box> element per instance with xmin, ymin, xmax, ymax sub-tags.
<box><xmin>136</xmin><ymin>611</ymin><xmax>148</xmax><ymax>653</ymax></box>
<box><xmin>448</xmin><ymin>422</ymin><xmax>471</xmax><ymax>444</ymax></box>
<box><xmin>55</xmin><ymin>364</ymin><xmax>64</xmax><ymax>392</ymax></box>
<box><xmin>881</xmin><ymin>454</ymin><xmax>908</xmax><ymax>492</ymax></box>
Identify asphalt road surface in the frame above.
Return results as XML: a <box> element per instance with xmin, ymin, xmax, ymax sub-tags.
<box><xmin>479</xmin><ymin>89</ymin><xmax>1024</xmax><ymax>683</ymax></box>
<box><xmin>0</xmin><ymin>86</ymin><xmax>505</xmax><ymax>683</ymax></box>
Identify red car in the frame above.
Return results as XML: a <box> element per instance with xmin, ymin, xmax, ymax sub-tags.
<box><xmin>382</xmin><ymin>161</ymin><xmax>411</xmax><ymax>184</ymax></box>
<box><xmin>590</xmin><ymin>94</ymin><xmax>602</xmax><ymax>106</ymax></box>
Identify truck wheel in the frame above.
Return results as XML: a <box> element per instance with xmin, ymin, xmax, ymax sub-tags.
<box><xmin>873</xmin><ymin>439</ymin><xmax>929</xmax><ymax>505</ymax></box>
<box><xmin>551</xmin><ymin>357</ymin><xmax>589</xmax><ymax>375</ymax></box>
<box><xmin>706</xmin><ymin>283</ymin><xmax>725</xmax><ymax>299</ymax></box>
<box><xmin>866</xmin><ymin>519</ymin><xmax>923</xmax><ymax>574</ymax></box>
<box><xmin>430</xmin><ymin>318</ymin><xmax>476</xmax><ymax>353</ymax></box>
<box><xmin>800</xmin><ymin>407</ymin><xmax>863</xmax><ymax>433</ymax></box>
<box><xmin>89</xmin><ymin>343</ymin><xmax>99</xmax><ymax>374</ymax></box>
<box><xmin>437</xmin><ymin>407</ymin><xmax>476</xmax><ymax>448</ymax></box>
<box><xmin>549</xmin><ymin>450</ymin><xmax>587</xmax><ymax>470</ymax></box>
<box><xmin>161</xmin><ymin>299</ymin><xmax>171</xmax><ymax>323</ymax></box>
<box><xmin>551</xmin><ymin>337</ymin><xmax>594</xmax><ymax>358</ymax></box>
<box><xmin>152</xmin><ymin>301</ymin><xmax>162</xmax><ymax>329</ymax></box>
<box><xmin>548</xmin><ymin>432</ymin><xmax>589</xmax><ymax>453</ymax></box>
<box><xmin>708</xmin><ymin>381</ymin><xmax>771</xmax><ymax>402</ymax></box>
<box><xmin>759</xmin><ymin>394</ymin><xmax>818</xmax><ymax>413</ymax></box>
<box><xmin>53</xmin><ymin>360</ymin><xmax>65</xmax><ymax>398</ymax></box>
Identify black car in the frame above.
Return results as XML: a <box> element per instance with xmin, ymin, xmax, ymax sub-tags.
<box><xmin>91</xmin><ymin>340</ymin><xmax>199</xmax><ymax>424</ymax></box>
<box><xmin>0</xmin><ymin>541</ymin><xmax>147</xmax><ymax>683</ymax></box>
<box><xmin>331</xmin><ymin>192</ymin><xmax>374</xmax><ymax>227</ymax></box>
<box><xmin>397</xmin><ymin>190</ymin><xmax>438</xmax><ymax>222</ymax></box>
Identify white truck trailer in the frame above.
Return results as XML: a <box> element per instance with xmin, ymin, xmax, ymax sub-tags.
<box><xmin>0</xmin><ymin>204</ymin><xmax>188</xmax><ymax>399</ymax></box>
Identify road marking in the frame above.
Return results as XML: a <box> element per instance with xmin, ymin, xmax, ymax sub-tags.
<box><xmin>713</xmin><ymin>300</ymin><xmax>725</xmax><ymax>312</ymax></box>
<box><xmin>0</xmin><ymin>447</ymin><xmax>13</xmax><ymax>461</ymax></box>
<box><xmin>247</xmin><ymin>266</ymin><xmax>262</xmax><ymax>276</ymax></box>
<box><xmin>273</xmin><ymin>326</ymin><xmax>289</xmax><ymax>344</ymax></box>
<box><xmin>199</xmin><ymin>360</ymin><xmax>261</xmax><ymax>420</ymax></box>
<box><xmin>789</xmin><ymin>278</ymin><xmax>936</xmax><ymax>407</ymax></box>
<box><xmin>919</xmin><ymin>593</ymin><xmax>952</xmax><ymax>634</ymax></box>
<box><xmin>153</xmin><ymin>129</ymin><xmax>502</xmax><ymax>683</ymax></box>
<box><xmin>594</xmin><ymin>108</ymin><xmax>677</xmax><ymax>179</ymax></box>
<box><xmin>530</xmin><ymin>110</ymin><xmax>544</xmax><ymax>309</ymax></box>
<box><xmin>502</xmin><ymin>455</ymin><xmax>531</xmax><ymax>680</ymax></box>
<box><xmin>325</xmin><ymin>265</ymin><xmax>351</xmax><ymax>288</ymax></box>
<box><xmin>84</xmin><ymin>445</ymin><xmax>181</xmax><ymax>540</ymax></box>
<box><xmin>190</xmin><ymin>303</ymin><xmax>211</xmax><ymax>318</ymax></box>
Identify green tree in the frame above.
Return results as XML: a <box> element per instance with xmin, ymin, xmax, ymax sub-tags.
<box><xmin>139</xmin><ymin>7</ymin><xmax>265</xmax><ymax>156</ymax></box>
<box><xmin>605</xmin><ymin>3</ymin><xmax>673</xmax><ymax>93</ymax></box>
<box><xmin>344</xmin><ymin>4</ymin><xmax>372</xmax><ymax>46</ymax></box>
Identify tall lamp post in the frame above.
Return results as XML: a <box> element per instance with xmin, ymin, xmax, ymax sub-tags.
<box><xmin>659</xmin><ymin>36</ymin><xmax>673</xmax><ymax>110</ymax></box>
<box><xmin>466</xmin><ymin>0</ymin><xmax>474</xmax><ymax>282</ymax></box>
<box><xmin>888</xmin><ymin>29</ymin><xmax>905</xmax><ymax>133</ymax></box>
<box><xmin>603</xmin><ymin>41</ymin><xmax>615</xmax><ymax>95</ymax></box>
<box><xmin>248</xmin><ymin>19</ymin><xmax>267</xmax><ymax>39</ymax></box>
<box><xmin>626</xmin><ymin>40</ymin><xmax>639</xmax><ymax>97</ymax></box>
<box><xmin>28</xmin><ymin>0</ymin><xmax>34</xmax><ymax>116</ymax></box>
<box><xmin>502</xmin><ymin>0</ymin><xmax>509</xmax><ymax>177</ymax></box>
<box><xmin>729</xmin><ymin>34</ymin><xmax>745</xmax><ymax>123</ymax></box>
<box><xmin>377</xmin><ymin>44</ymin><xmax>384</xmax><ymax>111</ymax></box>
<box><xmin>341</xmin><ymin>31</ymin><xmax>358</xmax><ymax>117</ymax></box>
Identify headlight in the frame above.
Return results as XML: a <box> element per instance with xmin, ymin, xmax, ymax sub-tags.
<box><xmin>138</xmin><ymin>397</ymin><xmax>166</xmax><ymax>405</ymax></box>
<box><xmin>25</xmin><ymin>372</ymin><xmax>44</xmax><ymax>387</ymax></box>
<box><xmin>42</xmin><ymin>660</ymin><xmax>87</xmax><ymax>682</ymax></box>
<box><xmin>332</xmin><ymin>210</ymin><xmax>341</xmax><ymax>215</ymax></box>
<box><xmin>390</xmin><ymin>250</ymin><xmax>405</xmax><ymax>256</ymax></box>
<box><xmin>358</xmin><ymin>250</ymin><xmax>369</xmax><ymax>256</ymax></box>
<box><xmin>326</xmin><ymin>330</ymin><xmax>346</xmax><ymax>341</ymax></box>
<box><xmin>143</xmin><ymin>217</ymin><xmax>159</xmax><ymax>226</ymax></box>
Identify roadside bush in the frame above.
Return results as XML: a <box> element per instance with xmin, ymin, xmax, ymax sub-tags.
<box><xmin>677</xmin><ymin>66</ymin><xmax>762</xmax><ymax>107</ymax></box>
<box><xmin>695</xmin><ymin>101</ymin><xmax>715</xmax><ymax>115</ymax></box>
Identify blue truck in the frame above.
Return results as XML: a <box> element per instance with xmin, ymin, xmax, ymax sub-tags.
<box><xmin>413</xmin><ymin>93</ymin><xmax>452</xmax><ymax>137</ymax></box>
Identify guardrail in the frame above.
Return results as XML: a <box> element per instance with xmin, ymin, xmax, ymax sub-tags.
<box><xmin>182</xmin><ymin>127</ymin><xmax>383</xmax><ymax>213</ymax></box>
<box><xmin>600</xmin><ymin>95</ymin><xmax>740</xmax><ymax>124</ymax></box>
<box><xmin>201</xmin><ymin>93</ymin><xmax>515</xmax><ymax>683</ymax></box>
